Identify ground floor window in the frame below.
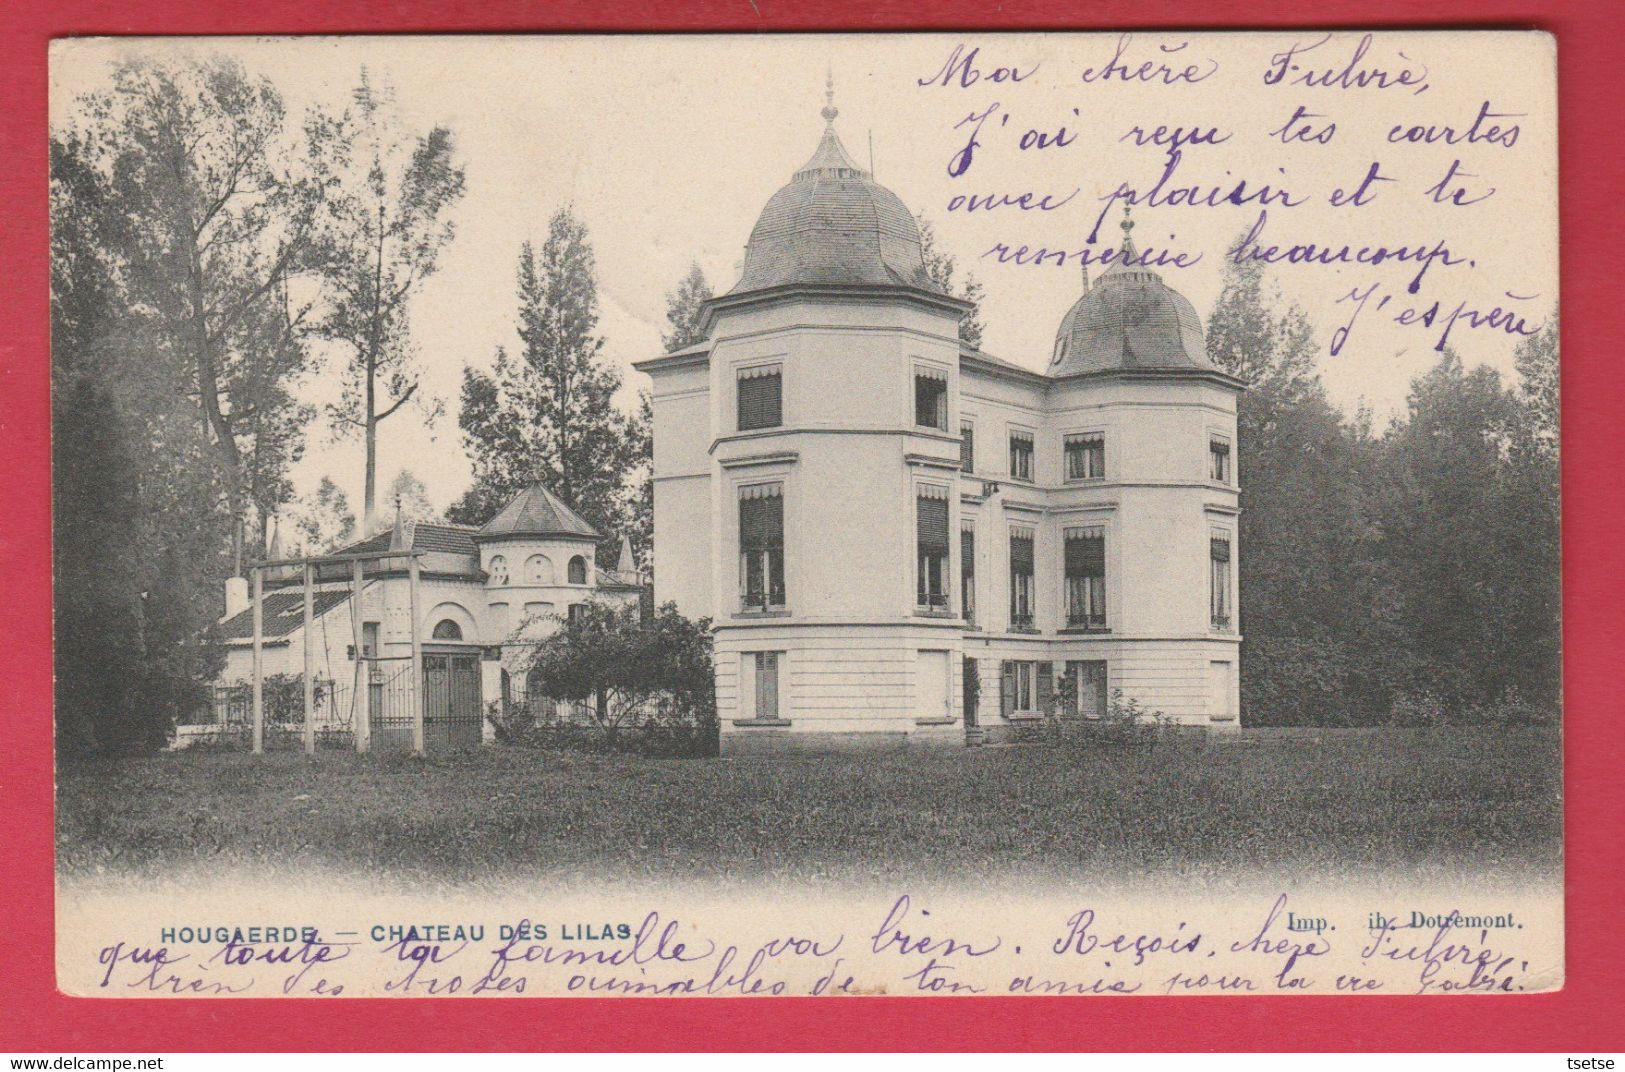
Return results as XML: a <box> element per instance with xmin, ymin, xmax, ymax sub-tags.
<box><xmin>1066</xmin><ymin>659</ymin><xmax>1109</xmax><ymax>719</ymax></box>
<box><xmin>1000</xmin><ymin>659</ymin><xmax>1052</xmax><ymax>717</ymax></box>
<box><xmin>744</xmin><ymin>651</ymin><xmax>783</xmax><ymax>721</ymax></box>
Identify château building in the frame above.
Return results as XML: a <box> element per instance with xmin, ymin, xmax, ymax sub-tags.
<box><xmin>634</xmin><ymin>87</ymin><xmax>1246</xmax><ymax>751</ymax></box>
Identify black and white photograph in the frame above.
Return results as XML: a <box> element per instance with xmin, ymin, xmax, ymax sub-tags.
<box><xmin>49</xmin><ymin>30</ymin><xmax>1561</xmax><ymax>998</ymax></box>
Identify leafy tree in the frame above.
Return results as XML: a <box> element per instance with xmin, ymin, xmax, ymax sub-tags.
<box><xmin>51</xmin><ymin>131</ymin><xmax>227</xmax><ymax>755</ymax></box>
<box><xmin>310</xmin><ymin>70</ymin><xmax>465</xmax><ymax>535</ymax></box>
<box><xmin>385</xmin><ymin>467</ymin><xmax>440</xmax><ymax>525</ymax></box>
<box><xmin>449</xmin><ymin>209</ymin><xmax>645</xmax><ymax>561</ymax></box>
<box><xmin>1205</xmin><ymin>248</ymin><xmax>1389</xmax><ymax>725</ymax></box>
<box><xmin>1502</xmin><ymin>318</ymin><xmax>1562</xmax><ymax>708</ymax></box>
<box><xmin>522</xmin><ymin>600</ymin><xmax>715</xmax><ymax>729</ymax></box>
<box><xmin>661</xmin><ymin>262</ymin><xmax>713</xmax><ymax>352</ymax></box>
<box><xmin>1380</xmin><ymin>350</ymin><xmax>1540</xmax><ymax>710</ymax></box>
<box><xmin>916</xmin><ymin>214</ymin><xmax>986</xmax><ymax>348</ymax></box>
<box><xmin>79</xmin><ymin>57</ymin><xmax>322</xmax><ymax>575</ymax></box>
<box><xmin>288</xmin><ymin>476</ymin><xmax>356</xmax><ymax>553</ymax></box>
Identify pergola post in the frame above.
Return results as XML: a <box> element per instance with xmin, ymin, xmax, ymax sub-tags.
<box><xmin>352</xmin><ymin>558</ymin><xmax>370</xmax><ymax>754</ymax></box>
<box><xmin>408</xmin><ymin>553</ymin><xmax>425</xmax><ymax>757</ymax></box>
<box><xmin>302</xmin><ymin>562</ymin><xmax>316</xmax><ymax>755</ymax></box>
<box><xmin>250</xmin><ymin>566</ymin><xmax>264</xmax><ymax>755</ymax></box>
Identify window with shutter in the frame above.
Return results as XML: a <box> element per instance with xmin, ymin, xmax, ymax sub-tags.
<box><xmin>739</xmin><ymin>484</ymin><xmax>786</xmax><ymax>610</ymax></box>
<box><xmin>1211</xmin><ymin>531</ymin><xmax>1232</xmax><ymax>628</ymax></box>
<box><xmin>1067</xmin><ymin>660</ymin><xmax>1109</xmax><ymax>719</ymax></box>
<box><xmin>915</xmin><ymin>369</ymin><xmax>948</xmax><ymax>430</ymax></box>
<box><xmin>1009</xmin><ymin>432</ymin><xmax>1034</xmax><ymax>481</ymax></box>
<box><xmin>754</xmin><ymin>652</ymin><xmax>780</xmax><ymax>720</ymax></box>
<box><xmin>960</xmin><ymin>420</ymin><xmax>975</xmax><ymax>472</ymax></box>
<box><xmin>916</xmin><ymin>487</ymin><xmax>950</xmax><ymax>610</ymax></box>
<box><xmin>1009</xmin><ymin>527</ymin><xmax>1035</xmax><ymax>630</ymax></box>
<box><xmin>1064</xmin><ymin>525</ymin><xmax>1107</xmax><ymax>628</ymax></box>
<box><xmin>737</xmin><ymin>366</ymin><xmax>783</xmax><ymax>431</ymax></box>
<box><xmin>960</xmin><ymin>522</ymin><xmax>976</xmax><ymax>623</ymax></box>
<box><xmin>1064</xmin><ymin>433</ymin><xmax>1106</xmax><ymax>481</ymax></box>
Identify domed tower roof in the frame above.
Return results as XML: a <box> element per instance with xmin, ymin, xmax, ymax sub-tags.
<box><xmin>1050</xmin><ymin>208</ymin><xmax>1211</xmax><ymax>376</ymax></box>
<box><xmin>474</xmin><ymin>483</ymin><xmax>600</xmax><ymax>542</ymax></box>
<box><xmin>729</xmin><ymin>75</ymin><xmax>941</xmax><ymax>296</ymax></box>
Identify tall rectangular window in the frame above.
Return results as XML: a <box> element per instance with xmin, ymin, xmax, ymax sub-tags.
<box><xmin>1064</xmin><ymin>433</ymin><xmax>1105</xmax><ymax>481</ymax></box>
<box><xmin>915</xmin><ymin>368</ymin><xmax>949</xmax><ymax>430</ymax></box>
<box><xmin>1210</xmin><ymin>437</ymin><xmax>1231</xmax><ymax>483</ymax></box>
<box><xmin>1000</xmin><ymin>660</ymin><xmax>1051</xmax><ymax>717</ymax></box>
<box><xmin>739</xmin><ymin>484</ymin><xmax>785</xmax><ymax>610</ymax></box>
<box><xmin>1064</xmin><ymin>525</ymin><xmax>1107</xmax><ymax>628</ymax></box>
<box><xmin>1009</xmin><ymin>526</ymin><xmax>1035</xmax><ymax>630</ymax></box>
<box><xmin>916</xmin><ymin>487</ymin><xmax>950</xmax><ymax>610</ymax></box>
<box><xmin>960</xmin><ymin>420</ymin><xmax>975</xmax><ymax>473</ymax></box>
<box><xmin>960</xmin><ymin>521</ymin><xmax>976</xmax><ymax>623</ymax></box>
<box><xmin>1211</xmin><ymin>531</ymin><xmax>1232</xmax><ymax>628</ymax></box>
<box><xmin>1067</xmin><ymin>660</ymin><xmax>1109</xmax><ymax>719</ymax></box>
<box><xmin>1009</xmin><ymin>431</ymin><xmax>1034</xmax><ymax>481</ymax></box>
<box><xmin>737</xmin><ymin>366</ymin><xmax>782</xmax><ymax>431</ymax></box>
<box><xmin>748</xmin><ymin>651</ymin><xmax>782</xmax><ymax>720</ymax></box>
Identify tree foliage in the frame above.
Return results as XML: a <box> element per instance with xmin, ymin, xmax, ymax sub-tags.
<box><xmin>523</xmin><ymin>600</ymin><xmax>715</xmax><ymax>730</ymax></box>
<box><xmin>384</xmin><ymin>468</ymin><xmax>440</xmax><ymax>524</ymax></box>
<box><xmin>76</xmin><ymin>57</ymin><xmax>322</xmax><ymax>574</ymax></box>
<box><xmin>50</xmin><ymin>148</ymin><xmax>221</xmax><ymax>756</ymax></box>
<box><xmin>287</xmin><ymin>476</ymin><xmax>356</xmax><ymax>554</ymax></box>
<box><xmin>661</xmin><ymin>262</ymin><xmax>713</xmax><ymax>352</ymax></box>
<box><xmin>1207</xmin><ymin>245</ymin><xmax>1561</xmax><ymax>725</ymax></box>
<box><xmin>449</xmin><ymin>208</ymin><xmax>648</xmax><ymax>561</ymax></box>
<box><xmin>917</xmin><ymin>214</ymin><xmax>986</xmax><ymax>348</ymax></box>
<box><xmin>310</xmin><ymin>70</ymin><xmax>465</xmax><ymax>534</ymax></box>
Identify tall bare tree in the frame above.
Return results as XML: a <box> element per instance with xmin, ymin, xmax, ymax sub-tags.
<box><xmin>310</xmin><ymin>70</ymin><xmax>465</xmax><ymax>534</ymax></box>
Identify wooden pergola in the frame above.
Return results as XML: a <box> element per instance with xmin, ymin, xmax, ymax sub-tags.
<box><xmin>247</xmin><ymin>545</ymin><xmax>429</xmax><ymax>757</ymax></box>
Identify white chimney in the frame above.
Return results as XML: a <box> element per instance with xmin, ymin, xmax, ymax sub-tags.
<box><xmin>224</xmin><ymin>576</ymin><xmax>249</xmax><ymax>618</ymax></box>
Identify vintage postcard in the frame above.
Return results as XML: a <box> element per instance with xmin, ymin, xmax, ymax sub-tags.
<box><xmin>49</xmin><ymin>30</ymin><xmax>1560</xmax><ymax>999</ymax></box>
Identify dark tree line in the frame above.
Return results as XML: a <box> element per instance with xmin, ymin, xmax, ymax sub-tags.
<box><xmin>1209</xmin><ymin>253</ymin><xmax>1560</xmax><ymax>726</ymax></box>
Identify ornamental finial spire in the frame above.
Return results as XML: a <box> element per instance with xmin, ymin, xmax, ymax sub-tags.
<box><xmin>1119</xmin><ymin>203</ymin><xmax>1138</xmax><ymax>261</ymax></box>
<box><xmin>821</xmin><ymin>66</ymin><xmax>838</xmax><ymax>125</ymax></box>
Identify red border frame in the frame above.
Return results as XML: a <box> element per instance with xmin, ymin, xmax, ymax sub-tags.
<box><xmin>4</xmin><ymin>0</ymin><xmax>1622</xmax><ymax>1052</ymax></box>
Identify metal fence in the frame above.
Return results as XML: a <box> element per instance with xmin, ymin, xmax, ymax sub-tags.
<box><xmin>180</xmin><ymin>661</ymin><xmax>484</xmax><ymax>752</ymax></box>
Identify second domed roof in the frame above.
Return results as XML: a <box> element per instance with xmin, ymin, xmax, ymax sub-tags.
<box><xmin>1050</xmin><ymin>216</ymin><xmax>1211</xmax><ymax>376</ymax></box>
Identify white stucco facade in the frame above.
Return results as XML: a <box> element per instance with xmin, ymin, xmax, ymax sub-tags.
<box><xmin>209</xmin><ymin>486</ymin><xmax>643</xmax><ymax>747</ymax></box>
<box><xmin>635</xmin><ymin>102</ymin><xmax>1245</xmax><ymax>752</ymax></box>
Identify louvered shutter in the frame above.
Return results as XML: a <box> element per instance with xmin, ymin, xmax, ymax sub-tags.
<box><xmin>1065</xmin><ymin>528</ymin><xmax>1106</xmax><ymax>577</ymax></box>
<box><xmin>1037</xmin><ymin>662</ymin><xmax>1055</xmax><ymax>715</ymax></box>
<box><xmin>917</xmin><ymin>495</ymin><xmax>949</xmax><ymax>555</ymax></box>
<box><xmin>739</xmin><ymin>488</ymin><xmax>783</xmax><ymax>550</ymax></box>
<box><xmin>737</xmin><ymin>368</ymin><xmax>782</xmax><ymax>430</ymax></box>
<box><xmin>1010</xmin><ymin>531</ymin><xmax>1034</xmax><ymax>574</ymax></box>
<box><xmin>1000</xmin><ymin>661</ymin><xmax>1015</xmax><ymax>718</ymax></box>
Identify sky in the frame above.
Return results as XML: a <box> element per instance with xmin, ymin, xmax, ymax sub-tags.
<box><xmin>51</xmin><ymin>31</ymin><xmax>1558</xmax><ymax>517</ymax></box>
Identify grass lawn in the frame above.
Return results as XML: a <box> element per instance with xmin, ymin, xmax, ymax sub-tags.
<box><xmin>55</xmin><ymin>727</ymin><xmax>1562</xmax><ymax>888</ymax></box>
